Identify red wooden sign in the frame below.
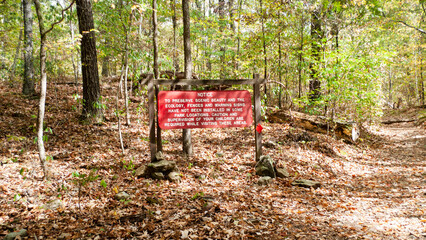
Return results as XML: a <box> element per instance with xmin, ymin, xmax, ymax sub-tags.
<box><xmin>158</xmin><ymin>90</ymin><xmax>253</xmax><ymax>129</ymax></box>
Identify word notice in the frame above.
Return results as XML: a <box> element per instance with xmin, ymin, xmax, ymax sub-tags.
<box><xmin>158</xmin><ymin>90</ymin><xmax>253</xmax><ymax>129</ymax></box>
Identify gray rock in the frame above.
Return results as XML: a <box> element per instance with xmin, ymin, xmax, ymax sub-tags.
<box><xmin>276</xmin><ymin>167</ymin><xmax>290</xmax><ymax>178</ymax></box>
<box><xmin>135</xmin><ymin>165</ymin><xmax>149</xmax><ymax>178</ymax></box>
<box><xmin>255</xmin><ymin>155</ymin><xmax>276</xmax><ymax>178</ymax></box>
<box><xmin>154</xmin><ymin>151</ymin><xmax>165</xmax><ymax>162</ymax></box>
<box><xmin>4</xmin><ymin>229</ymin><xmax>27</xmax><ymax>240</ymax></box>
<box><xmin>115</xmin><ymin>191</ymin><xmax>130</xmax><ymax>201</ymax></box>
<box><xmin>291</xmin><ymin>179</ymin><xmax>321</xmax><ymax>189</ymax></box>
<box><xmin>257</xmin><ymin>176</ymin><xmax>272</xmax><ymax>185</ymax></box>
<box><xmin>167</xmin><ymin>171</ymin><xmax>181</xmax><ymax>182</ymax></box>
<box><xmin>58</xmin><ymin>233</ymin><xmax>71</xmax><ymax>240</ymax></box>
<box><xmin>42</xmin><ymin>199</ymin><xmax>63</xmax><ymax>210</ymax></box>
<box><xmin>148</xmin><ymin>160</ymin><xmax>176</xmax><ymax>172</ymax></box>
<box><xmin>151</xmin><ymin>172</ymin><xmax>165</xmax><ymax>180</ymax></box>
<box><xmin>264</xmin><ymin>140</ymin><xmax>277</xmax><ymax>148</ymax></box>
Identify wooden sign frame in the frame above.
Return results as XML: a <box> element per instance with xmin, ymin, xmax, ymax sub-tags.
<box><xmin>143</xmin><ymin>74</ymin><xmax>265</xmax><ymax>161</ymax></box>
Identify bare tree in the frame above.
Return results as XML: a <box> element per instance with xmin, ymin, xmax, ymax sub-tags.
<box><xmin>182</xmin><ymin>0</ymin><xmax>193</xmax><ymax>156</ymax></box>
<box><xmin>33</xmin><ymin>0</ymin><xmax>75</xmax><ymax>180</ymax></box>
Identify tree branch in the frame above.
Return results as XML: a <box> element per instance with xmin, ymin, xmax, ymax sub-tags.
<box><xmin>43</xmin><ymin>0</ymin><xmax>76</xmax><ymax>37</ymax></box>
<box><xmin>396</xmin><ymin>20</ymin><xmax>426</xmax><ymax>34</ymax></box>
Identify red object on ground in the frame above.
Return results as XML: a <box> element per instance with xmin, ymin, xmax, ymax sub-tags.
<box><xmin>256</xmin><ymin>123</ymin><xmax>263</xmax><ymax>134</ymax></box>
<box><xmin>158</xmin><ymin>90</ymin><xmax>253</xmax><ymax>129</ymax></box>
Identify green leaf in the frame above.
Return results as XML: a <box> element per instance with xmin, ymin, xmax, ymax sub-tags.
<box><xmin>100</xmin><ymin>179</ymin><xmax>107</xmax><ymax>189</ymax></box>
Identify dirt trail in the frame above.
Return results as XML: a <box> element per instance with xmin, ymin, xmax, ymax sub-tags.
<box><xmin>332</xmin><ymin>121</ymin><xmax>426</xmax><ymax>239</ymax></box>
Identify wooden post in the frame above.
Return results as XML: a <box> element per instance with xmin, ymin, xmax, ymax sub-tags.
<box><xmin>155</xmin><ymin>86</ymin><xmax>162</xmax><ymax>152</ymax></box>
<box><xmin>253</xmin><ymin>73</ymin><xmax>262</xmax><ymax>161</ymax></box>
<box><xmin>147</xmin><ymin>74</ymin><xmax>156</xmax><ymax>161</ymax></box>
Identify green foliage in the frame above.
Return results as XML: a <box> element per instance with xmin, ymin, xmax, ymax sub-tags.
<box><xmin>72</xmin><ymin>170</ymin><xmax>100</xmax><ymax>187</ymax></box>
<box><xmin>191</xmin><ymin>192</ymin><xmax>204</xmax><ymax>200</ymax></box>
<box><xmin>121</xmin><ymin>159</ymin><xmax>135</xmax><ymax>171</ymax></box>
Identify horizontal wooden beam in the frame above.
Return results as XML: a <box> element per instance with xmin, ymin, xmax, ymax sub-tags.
<box><xmin>140</xmin><ymin>77</ymin><xmax>265</xmax><ymax>86</ymax></box>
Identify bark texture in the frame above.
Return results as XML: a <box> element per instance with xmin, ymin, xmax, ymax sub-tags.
<box><xmin>309</xmin><ymin>7</ymin><xmax>322</xmax><ymax>101</ymax></box>
<box><xmin>182</xmin><ymin>0</ymin><xmax>193</xmax><ymax>156</ymax></box>
<box><xmin>76</xmin><ymin>0</ymin><xmax>102</xmax><ymax>121</ymax></box>
<box><xmin>23</xmin><ymin>0</ymin><xmax>35</xmax><ymax>95</ymax></box>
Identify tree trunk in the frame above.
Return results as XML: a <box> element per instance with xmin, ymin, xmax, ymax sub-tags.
<box><xmin>69</xmin><ymin>6</ymin><xmax>79</xmax><ymax>88</ymax></box>
<box><xmin>102</xmin><ymin>55</ymin><xmax>110</xmax><ymax>77</ymax></box>
<box><xmin>219</xmin><ymin>0</ymin><xmax>226</xmax><ymax>79</ymax></box>
<box><xmin>259</xmin><ymin>0</ymin><xmax>267</xmax><ymax>104</ymax></box>
<box><xmin>278</xmin><ymin>32</ymin><xmax>282</xmax><ymax>109</ymax></box>
<box><xmin>420</xmin><ymin>10</ymin><xmax>425</xmax><ymax>106</ymax></box>
<box><xmin>76</xmin><ymin>0</ymin><xmax>103</xmax><ymax>122</ymax></box>
<box><xmin>152</xmin><ymin>0</ymin><xmax>162</xmax><ymax>151</ymax></box>
<box><xmin>171</xmin><ymin>0</ymin><xmax>179</xmax><ymax>73</ymax></box>
<box><xmin>33</xmin><ymin>0</ymin><xmax>75</xmax><ymax>179</ymax></box>
<box><xmin>23</xmin><ymin>0</ymin><xmax>35</xmax><ymax>95</ymax></box>
<box><xmin>309</xmin><ymin>7</ymin><xmax>322</xmax><ymax>101</ymax></box>
<box><xmin>123</xmin><ymin>12</ymin><xmax>133</xmax><ymax>125</ymax></box>
<box><xmin>182</xmin><ymin>0</ymin><xmax>193</xmax><ymax>156</ymax></box>
<box><xmin>34</xmin><ymin>0</ymin><xmax>48</xmax><ymax>179</ymax></box>
<box><xmin>298</xmin><ymin>11</ymin><xmax>304</xmax><ymax>98</ymax></box>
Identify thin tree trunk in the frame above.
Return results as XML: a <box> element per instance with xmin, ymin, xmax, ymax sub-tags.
<box><xmin>23</xmin><ymin>0</ymin><xmax>35</xmax><ymax>95</ymax></box>
<box><xmin>298</xmin><ymin>11</ymin><xmax>304</xmax><ymax>98</ymax></box>
<box><xmin>236</xmin><ymin>0</ymin><xmax>243</xmax><ymax>77</ymax></box>
<box><xmin>420</xmin><ymin>10</ymin><xmax>425</xmax><ymax>106</ymax></box>
<box><xmin>153</xmin><ymin>0</ymin><xmax>162</xmax><ymax>151</ymax></box>
<box><xmin>182</xmin><ymin>0</ymin><xmax>193</xmax><ymax>156</ymax></box>
<box><xmin>34</xmin><ymin>0</ymin><xmax>75</xmax><ymax>180</ymax></box>
<box><xmin>124</xmin><ymin>12</ymin><xmax>133</xmax><ymax>125</ymax></box>
<box><xmin>116</xmin><ymin>65</ymin><xmax>125</xmax><ymax>155</ymax></box>
<box><xmin>260</xmin><ymin>0</ymin><xmax>267</xmax><ymax>105</ymax></box>
<box><xmin>172</xmin><ymin>0</ymin><xmax>179</xmax><ymax>73</ymax></box>
<box><xmin>219</xmin><ymin>0</ymin><xmax>226</xmax><ymax>79</ymax></box>
<box><xmin>69</xmin><ymin>6</ymin><xmax>78</xmax><ymax>89</ymax></box>
<box><xmin>389</xmin><ymin>66</ymin><xmax>392</xmax><ymax>105</ymax></box>
<box><xmin>278</xmin><ymin>32</ymin><xmax>282</xmax><ymax>109</ymax></box>
<box><xmin>102</xmin><ymin>39</ymin><xmax>110</xmax><ymax>77</ymax></box>
<box><xmin>309</xmin><ymin>7</ymin><xmax>322</xmax><ymax>101</ymax></box>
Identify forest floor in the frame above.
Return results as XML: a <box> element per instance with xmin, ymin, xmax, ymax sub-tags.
<box><xmin>0</xmin><ymin>79</ymin><xmax>425</xmax><ymax>240</ymax></box>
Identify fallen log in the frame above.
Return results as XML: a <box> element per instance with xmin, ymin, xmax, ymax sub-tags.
<box><xmin>381</xmin><ymin>119</ymin><xmax>416</xmax><ymax>124</ymax></box>
<box><xmin>267</xmin><ymin>110</ymin><xmax>356</xmax><ymax>142</ymax></box>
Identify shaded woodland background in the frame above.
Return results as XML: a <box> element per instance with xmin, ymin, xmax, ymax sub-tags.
<box><xmin>0</xmin><ymin>0</ymin><xmax>426</xmax><ymax>239</ymax></box>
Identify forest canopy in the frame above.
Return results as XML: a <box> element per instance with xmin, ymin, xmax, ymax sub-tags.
<box><xmin>0</xmin><ymin>0</ymin><xmax>425</xmax><ymax>120</ymax></box>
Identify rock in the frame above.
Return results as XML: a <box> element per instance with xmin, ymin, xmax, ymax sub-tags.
<box><xmin>58</xmin><ymin>233</ymin><xmax>71</xmax><ymax>240</ymax></box>
<box><xmin>146</xmin><ymin>197</ymin><xmax>161</xmax><ymax>204</ymax></box>
<box><xmin>167</xmin><ymin>171</ymin><xmax>181</xmax><ymax>182</ymax></box>
<box><xmin>291</xmin><ymin>179</ymin><xmax>321</xmax><ymax>189</ymax></box>
<box><xmin>215</xmin><ymin>152</ymin><xmax>224</xmax><ymax>157</ymax></box>
<box><xmin>264</xmin><ymin>140</ymin><xmax>277</xmax><ymax>148</ymax></box>
<box><xmin>4</xmin><ymin>229</ymin><xmax>27</xmax><ymax>240</ymax></box>
<box><xmin>255</xmin><ymin>155</ymin><xmax>276</xmax><ymax>178</ymax></box>
<box><xmin>147</xmin><ymin>160</ymin><xmax>176</xmax><ymax>172</ymax></box>
<box><xmin>151</xmin><ymin>172</ymin><xmax>165</xmax><ymax>180</ymax></box>
<box><xmin>135</xmin><ymin>165</ymin><xmax>149</xmax><ymax>178</ymax></box>
<box><xmin>115</xmin><ymin>191</ymin><xmax>130</xmax><ymax>201</ymax></box>
<box><xmin>276</xmin><ymin>167</ymin><xmax>290</xmax><ymax>178</ymax></box>
<box><xmin>42</xmin><ymin>199</ymin><xmax>63</xmax><ymax>210</ymax></box>
<box><xmin>257</xmin><ymin>176</ymin><xmax>272</xmax><ymax>185</ymax></box>
<box><xmin>153</xmin><ymin>151</ymin><xmax>165</xmax><ymax>162</ymax></box>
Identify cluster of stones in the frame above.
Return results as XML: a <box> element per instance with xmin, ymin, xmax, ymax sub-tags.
<box><xmin>135</xmin><ymin>152</ymin><xmax>180</xmax><ymax>182</ymax></box>
<box><xmin>255</xmin><ymin>155</ymin><xmax>320</xmax><ymax>188</ymax></box>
